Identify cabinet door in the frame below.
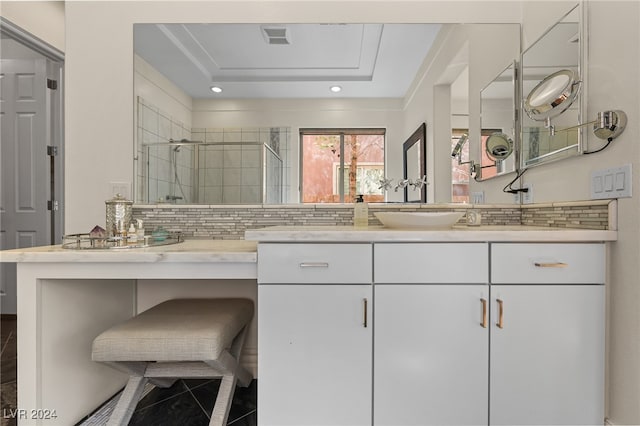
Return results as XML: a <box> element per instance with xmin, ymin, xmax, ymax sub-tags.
<box><xmin>375</xmin><ymin>284</ymin><xmax>489</xmax><ymax>426</ymax></box>
<box><xmin>490</xmin><ymin>285</ymin><xmax>605</xmax><ymax>425</ymax></box>
<box><xmin>258</xmin><ymin>284</ymin><xmax>372</xmax><ymax>426</ymax></box>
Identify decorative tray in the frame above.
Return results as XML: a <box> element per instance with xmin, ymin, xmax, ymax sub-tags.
<box><xmin>61</xmin><ymin>232</ymin><xmax>183</xmax><ymax>250</ymax></box>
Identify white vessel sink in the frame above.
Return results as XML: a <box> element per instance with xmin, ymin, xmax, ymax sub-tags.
<box><xmin>375</xmin><ymin>211</ymin><xmax>465</xmax><ymax>229</ymax></box>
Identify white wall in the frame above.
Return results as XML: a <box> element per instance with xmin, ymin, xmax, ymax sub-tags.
<box><xmin>519</xmin><ymin>2</ymin><xmax>640</xmax><ymax>424</ymax></box>
<box><xmin>0</xmin><ymin>1</ymin><xmax>65</xmax><ymax>52</ymax></box>
<box><xmin>134</xmin><ymin>55</ymin><xmax>193</xmax><ymax>126</ymax></box>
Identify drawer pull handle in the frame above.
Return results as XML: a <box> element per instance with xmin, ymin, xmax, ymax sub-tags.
<box><xmin>534</xmin><ymin>262</ymin><xmax>568</xmax><ymax>268</ymax></box>
<box><xmin>299</xmin><ymin>262</ymin><xmax>329</xmax><ymax>268</ymax></box>
<box><xmin>480</xmin><ymin>298</ymin><xmax>488</xmax><ymax>328</ymax></box>
<box><xmin>363</xmin><ymin>298</ymin><xmax>368</xmax><ymax>328</ymax></box>
<box><xmin>496</xmin><ymin>299</ymin><xmax>504</xmax><ymax>329</ymax></box>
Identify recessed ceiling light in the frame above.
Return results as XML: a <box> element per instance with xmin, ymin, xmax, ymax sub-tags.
<box><xmin>210</xmin><ymin>86</ymin><xmax>223</xmax><ymax>93</ymax></box>
<box><xmin>330</xmin><ymin>85</ymin><xmax>342</xmax><ymax>93</ymax></box>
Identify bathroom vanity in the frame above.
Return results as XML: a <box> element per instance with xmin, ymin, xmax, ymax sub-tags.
<box><xmin>1</xmin><ymin>225</ymin><xmax>615</xmax><ymax>425</ymax></box>
<box><xmin>245</xmin><ymin>226</ymin><xmax>614</xmax><ymax>426</ymax></box>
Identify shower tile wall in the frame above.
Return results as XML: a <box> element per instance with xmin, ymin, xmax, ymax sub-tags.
<box><xmin>192</xmin><ymin>127</ymin><xmax>289</xmax><ymax>204</ymax></box>
<box><xmin>136</xmin><ymin>97</ymin><xmax>193</xmax><ymax>203</ymax></box>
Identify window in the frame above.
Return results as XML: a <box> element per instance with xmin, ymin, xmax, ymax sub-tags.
<box><xmin>301</xmin><ymin>129</ymin><xmax>385</xmax><ymax>203</ymax></box>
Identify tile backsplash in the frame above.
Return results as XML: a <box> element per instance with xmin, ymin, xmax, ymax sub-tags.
<box><xmin>133</xmin><ymin>200</ymin><xmax>613</xmax><ymax>240</ymax></box>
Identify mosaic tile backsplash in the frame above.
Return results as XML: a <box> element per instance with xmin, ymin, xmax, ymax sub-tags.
<box><xmin>133</xmin><ymin>200</ymin><xmax>612</xmax><ymax>240</ymax></box>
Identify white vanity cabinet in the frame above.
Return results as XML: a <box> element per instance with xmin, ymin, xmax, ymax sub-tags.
<box><xmin>257</xmin><ymin>243</ymin><xmax>373</xmax><ymax>426</ymax></box>
<box><xmin>489</xmin><ymin>243</ymin><xmax>605</xmax><ymax>426</ymax></box>
<box><xmin>373</xmin><ymin>243</ymin><xmax>490</xmax><ymax>425</ymax></box>
<box><xmin>255</xmin><ymin>239</ymin><xmax>606</xmax><ymax>426</ymax></box>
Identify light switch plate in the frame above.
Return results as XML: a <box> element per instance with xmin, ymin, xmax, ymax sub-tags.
<box><xmin>591</xmin><ymin>164</ymin><xmax>632</xmax><ymax>199</ymax></box>
<box><xmin>109</xmin><ymin>181</ymin><xmax>131</xmax><ymax>199</ymax></box>
<box><xmin>522</xmin><ymin>183</ymin><xmax>533</xmax><ymax>204</ymax></box>
<box><xmin>470</xmin><ymin>191</ymin><xmax>484</xmax><ymax>204</ymax></box>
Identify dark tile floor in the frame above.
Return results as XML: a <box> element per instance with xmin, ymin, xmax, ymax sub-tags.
<box><xmin>126</xmin><ymin>379</ymin><xmax>257</xmax><ymax>426</ymax></box>
<box><xmin>0</xmin><ymin>316</ymin><xmax>256</xmax><ymax>426</ymax></box>
<box><xmin>1</xmin><ymin>315</ymin><xmax>17</xmax><ymax>426</ymax></box>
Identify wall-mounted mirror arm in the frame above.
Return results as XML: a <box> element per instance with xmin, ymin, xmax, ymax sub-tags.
<box><xmin>537</xmin><ymin>109</ymin><xmax>627</xmax><ymax>154</ymax></box>
<box><xmin>583</xmin><ymin>110</ymin><xmax>628</xmax><ymax>154</ymax></box>
<box><xmin>451</xmin><ymin>134</ymin><xmax>480</xmax><ymax>181</ymax></box>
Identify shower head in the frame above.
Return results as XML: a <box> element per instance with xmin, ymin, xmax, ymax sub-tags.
<box><xmin>169</xmin><ymin>138</ymin><xmax>203</xmax><ymax>152</ymax></box>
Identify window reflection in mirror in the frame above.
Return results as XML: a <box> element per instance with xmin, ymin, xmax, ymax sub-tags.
<box><xmin>479</xmin><ymin>62</ymin><xmax>517</xmax><ymax>180</ymax></box>
<box><xmin>300</xmin><ymin>129</ymin><xmax>385</xmax><ymax>203</ymax></box>
<box><xmin>521</xmin><ymin>4</ymin><xmax>582</xmax><ymax>168</ymax></box>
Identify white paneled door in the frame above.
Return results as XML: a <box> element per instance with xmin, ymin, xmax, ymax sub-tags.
<box><xmin>490</xmin><ymin>285</ymin><xmax>605</xmax><ymax>425</ymax></box>
<box><xmin>374</xmin><ymin>284</ymin><xmax>490</xmax><ymax>426</ymax></box>
<box><xmin>258</xmin><ymin>284</ymin><xmax>373</xmax><ymax>426</ymax></box>
<box><xmin>0</xmin><ymin>58</ymin><xmax>57</xmax><ymax>314</ymax></box>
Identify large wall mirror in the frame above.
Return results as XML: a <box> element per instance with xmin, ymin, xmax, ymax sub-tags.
<box><xmin>133</xmin><ymin>23</ymin><xmax>520</xmax><ymax>205</ymax></box>
<box><xmin>520</xmin><ymin>3</ymin><xmax>583</xmax><ymax>168</ymax></box>
<box><xmin>478</xmin><ymin>61</ymin><xmax>517</xmax><ymax>180</ymax></box>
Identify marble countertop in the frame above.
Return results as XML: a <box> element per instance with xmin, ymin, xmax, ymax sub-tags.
<box><xmin>244</xmin><ymin>225</ymin><xmax>618</xmax><ymax>242</ymax></box>
<box><xmin>0</xmin><ymin>239</ymin><xmax>258</xmax><ymax>263</ymax></box>
<box><xmin>0</xmin><ymin>225</ymin><xmax>617</xmax><ymax>264</ymax></box>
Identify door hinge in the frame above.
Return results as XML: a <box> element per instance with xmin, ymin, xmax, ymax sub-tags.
<box><xmin>47</xmin><ymin>200</ymin><xmax>59</xmax><ymax>211</ymax></box>
<box><xmin>47</xmin><ymin>146</ymin><xmax>58</xmax><ymax>156</ymax></box>
<box><xmin>47</xmin><ymin>78</ymin><xmax>58</xmax><ymax>90</ymax></box>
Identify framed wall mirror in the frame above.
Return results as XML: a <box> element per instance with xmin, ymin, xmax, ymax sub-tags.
<box><xmin>520</xmin><ymin>3</ymin><xmax>583</xmax><ymax>168</ymax></box>
<box><xmin>133</xmin><ymin>22</ymin><xmax>521</xmax><ymax>205</ymax></box>
<box><xmin>478</xmin><ymin>61</ymin><xmax>517</xmax><ymax>180</ymax></box>
<box><xmin>403</xmin><ymin>123</ymin><xmax>427</xmax><ymax>203</ymax></box>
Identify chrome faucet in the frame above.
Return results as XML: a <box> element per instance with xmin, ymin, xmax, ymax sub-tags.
<box><xmin>409</xmin><ymin>175</ymin><xmax>428</xmax><ymax>191</ymax></box>
<box><xmin>378</xmin><ymin>178</ymin><xmax>394</xmax><ymax>191</ymax></box>
<box><xmin>394</xmin><ymin>179</ymin><xmax>410</xmax><ymax>192</ymax></box>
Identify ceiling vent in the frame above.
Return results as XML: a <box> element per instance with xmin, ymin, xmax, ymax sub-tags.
<box><xmin>261</xmin><ymin>26</ymin><xmax>291</xmax><ymax>45</ymax></box>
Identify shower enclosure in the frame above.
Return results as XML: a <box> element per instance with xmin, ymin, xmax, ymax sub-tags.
<box><xmin>140</xmin><ymin>141</ymin><xmax>283</xmax><ymax>204</ymax></box>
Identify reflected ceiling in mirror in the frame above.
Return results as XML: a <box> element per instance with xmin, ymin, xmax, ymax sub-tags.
<box><xmin>134</xmin><ymin>23</ymin><xmax>441</xmax><ymax>99</ymax></box>
<box><xmin>520</xmin><ymin>3</ymin><xmax>582</xmax><ymax>168</ymax></box>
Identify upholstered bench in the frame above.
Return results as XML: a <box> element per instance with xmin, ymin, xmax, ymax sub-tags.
<box><xmin>92</xmin><ymin>298</ymin><xmax>254</xmax><ymax>426</ymax></box>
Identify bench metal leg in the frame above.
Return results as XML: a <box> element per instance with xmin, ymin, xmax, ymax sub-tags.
<box><xmin>107</xmin><ymin>375</ymin><xmax>149</xmax><ymax>426</ymax></box>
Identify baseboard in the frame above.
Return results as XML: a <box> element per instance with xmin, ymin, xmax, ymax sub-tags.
<box><xmin>605</xmin><ymin>418</ymin><xmax>615</xmax><ymax>425</ymax></box>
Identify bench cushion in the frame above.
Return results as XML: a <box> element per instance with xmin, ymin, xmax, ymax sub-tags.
<box><xmin>92</xmin><ymin>298</ymin><xmax>253</xmax><ymax>362</ymax></box>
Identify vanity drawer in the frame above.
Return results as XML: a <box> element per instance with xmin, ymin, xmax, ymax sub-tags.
<box><xmin>491</xmin><ymin>243</ymin><xmax>605</xmax><ymax>284</ymax></box>
<box><xmin>258</xmin><ymin>243</ymin><xmax>372</xmax><ymax>284</ymax></box>
<box><xmin>374</xmin><ymin>243</ymin><xmax>489</xmax><ymax>283</ymax></box>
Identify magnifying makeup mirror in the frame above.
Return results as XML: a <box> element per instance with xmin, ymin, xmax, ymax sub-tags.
<box><xmin>524</xmin><ymin>69</ymin><xmax>581</xmax><ymax>134</ymax></box>
<box><xmin>485</xmin><ymin>132</ymin><xmax>514</xmax><ymax>161</ymax></box>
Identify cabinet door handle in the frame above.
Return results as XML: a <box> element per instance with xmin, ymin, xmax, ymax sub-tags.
<box><xmin>480</xmin><ymin>298</ymin><xmax>488</xmax><ymax>328</ymax></box>
<box><xmin>363</xmin><ymin>298</ymin><xmax>368</xmax><ymax>328</ymax></box>
<box><xmin>534</xmin><ymin>262</ymin><xmax>568</xmax><ymax>268</ymax></box>
<box><xmin>299</xmin><ymin>262</ymin><xmax>329</xmax><ymax>268</ymax></box>
<box><xmin>496</xmin><ymin>299</ymin><xmax>504</xmax><ymax>329</ymax></box>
